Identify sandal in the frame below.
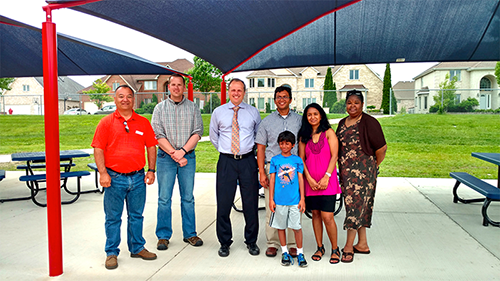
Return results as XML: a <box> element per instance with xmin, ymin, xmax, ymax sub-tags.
<box><xmin>341</xmin><ymin>248</ymin><xmax>354</xmax><ymax>263</ymax></box>
<box><xmin>329</xmin><ymin>247</ymin><xmax>340</xmax><ymax>264</ymax></box>
<box><xmin>311</xmin><ymin>244</ymin><xmax>325</xmax><ymax>261</ymax></box>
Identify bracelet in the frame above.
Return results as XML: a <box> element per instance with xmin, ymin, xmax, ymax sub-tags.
<box><xmin>180</xmin><ymin>147</ymin><xmax>188</xmax><ymax>154</ymax></box>
<box><xmin>325</xmin><ymin>172</ymin><xmax>332</xmax><ymax>178</ymax></box>
<box><xmin>148</xmin><ymin>168</ymin><xmax>156</xmax><ymax>173</ymax></box>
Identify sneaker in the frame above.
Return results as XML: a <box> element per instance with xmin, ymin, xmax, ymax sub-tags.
<box><xmin>281</xmin><ymin>252</ymin><xmax>293</xmax><ymax>266</ymax></box>
<box><xmin>297</xmin><ymin>253</ymin><xmax>308</xmax><ymax>267</ymax></box>
<box><xmin>157</xmin><ymin>239</ymin><xmax>169</xmax><ymax>250</ymax></box>
<box><xmin>183</xmin><ymin>236</ymin><xmax>203</xmax><ymax>247</ymax></box>
<box><xmin>130</xmin><ymin>248</ymin><xmax>157</xmax><ymax>260</ymax></box>
<box><xmin>105</xmin><ymin>255</ymin><xmax>118</xmax><ymax>270</ymax></box>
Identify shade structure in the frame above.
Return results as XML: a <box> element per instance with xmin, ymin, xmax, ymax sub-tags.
<box><xmin>50</xmin><ymin>0</ymin><xmax>500</xmax><ymax>74</ymax></box>
<box><xmin>0</xmin><ymin>15</ymin><xmax>186</xmax><ymax>78</ymax></box>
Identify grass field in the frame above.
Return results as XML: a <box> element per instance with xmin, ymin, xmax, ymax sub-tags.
<box><xmin>0</xmin><ymin>113</ymin><xmax>498</xmax><ymax>178</ymax></box>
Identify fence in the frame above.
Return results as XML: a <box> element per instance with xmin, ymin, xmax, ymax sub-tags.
<box><xmin>1</xmin><ymin>88</ymin><xmax>498</xmax><ymax>115</ymax></box>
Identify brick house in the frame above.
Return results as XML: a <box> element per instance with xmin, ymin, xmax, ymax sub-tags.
<box><xmin>413</xmin><ymin>62</ymin><xmax>499</xmax><ymax>113</ymax></box>
<box><xmin>246</xmin><ymin>64</ymin><xmax>383</xmax><ymax>112</ymax></box>
<box><xmin>1</xmin><ymin>76</ymin><xmax>84</xmax><ymax>115</ymax></box>
<box><xmin>393</xmin><ymin>81</ymin><xmax>415</xmax><ymax>113</ymax></box>
<box><xmin>79</xmin><ymin>59</ymin><xmax>194</xmax><ymax>112</ymax></box>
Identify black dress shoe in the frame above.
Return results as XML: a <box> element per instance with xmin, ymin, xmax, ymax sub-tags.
<box><xmin>218</xmin><ymin>244</ymin><xmax>230</xmax><ymax>257</ymax></box>
<box><xmin>247</xmin><ymin>243</ymin><xmax>260</xmax><ymax>256</ymax></box>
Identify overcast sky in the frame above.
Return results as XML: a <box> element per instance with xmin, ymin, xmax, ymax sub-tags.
<box><xmin>3</xmin><ymin>0</ymin><xmax>438</xmax><ymax>87</ymax></box>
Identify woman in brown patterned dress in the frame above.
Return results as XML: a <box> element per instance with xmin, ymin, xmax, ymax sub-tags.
<box><xmin>335</xmin><ymin>90</ymin><xmax>387</xmax><ymax>263</ymax></box>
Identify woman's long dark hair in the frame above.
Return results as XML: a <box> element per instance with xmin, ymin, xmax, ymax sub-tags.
<box><xmin>298</xmin><ymin>103</ymin><xmax>331</xmax><ymax>144</ymax></box>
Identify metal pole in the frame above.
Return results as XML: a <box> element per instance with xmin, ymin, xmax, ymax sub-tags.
<box><xmin>42</xmin><ymin>6</ymin><xmax>63</xmax><ymax>277</ymax></box>
<box><xmin>389</xmin><ymin>88</ymin><xmax>392</xmax><ymax>115</ymax></box>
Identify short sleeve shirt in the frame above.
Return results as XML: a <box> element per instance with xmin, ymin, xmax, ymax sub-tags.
<box><xmin>269</xmin><ymin>154</ymin><xmax>304</xmax><ymax>205</ymax></box>
<box><xmin>91</xmin><ymin>111</ymin><xmax>158</xmax><ymax>173</ymax></box>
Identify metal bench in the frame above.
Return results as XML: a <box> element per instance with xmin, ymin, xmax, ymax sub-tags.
<box><xmin>450</xmin><ymin>172</ymin><xmax>500</xmax><ymax>227</ymax></box>
<box><xmin>18</xmin><ymin>171</ymin><xmax>91</xmax><ymax>207</ymax></box>
<box><xmin>16</xmin><ymin>163</ymin><xmax>75</xmax><ymax>171</ymax></box>
<box><xmin>87</xmin><ymin>163</ymin><xmax>104</xmax><ymax>193</ymax></box>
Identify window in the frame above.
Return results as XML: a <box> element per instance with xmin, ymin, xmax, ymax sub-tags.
<box><xmin>267</xmin><ymin>78</ymin><xmax>275</xmax><ymax>88</ymax></box>
<box><xmin>194</xmin><ymin>97</ymin><xmax>200</xmax><ymax>108</ymax></box>
<box><xmin>454</xmin><ymin>94</ymin><xmax>461</xmax><ymax>104</ymax></box>
<box><xmin>480</xmin><ymin>77</ymin><xmax>491</xmax><ymax>91</ymax></box>
<box><xmin>302</xmin><ymin>98</ymin><xmax>316</xmax><ymax>109</ymax></box>
<box><xmin>349</xmin><ymin>70</ymin><xmax>359</xmax><ymax>80</ymax></box>
<box><xmin>249</xmin><ymin>98</ymin><xmax>255</xmax><ymax>106</ymax></box>
<box><xmin>112</xmin><ymin>82</ymin><xmax>120</xmax><ymax>91</ymax></box>
<box><xmin>144</xmin><ymin>81</ymin><xmax>157</xmax><ymax>90</ymax></box>
<box><xmin>418</xmin><ymin>97</ymin><xmax>421</xmax><ymax>109</ymax></box>
<box><xmin>257</xmin><ymin>78</ymin><xmax>265</xmax><ymax>87</ymax></box>
<box><xmin>449</xmin><ymin>70</ymin><xmax>461</xmax><ymax>81</ymax></box>
<box><xmin>424</xmin><ymin>96</ymin><xmax>427</xmax><ymax>109</ymax></box>
<box><xmin>22</xmin><ymin>84</ymin><xmax>30</xmax><ymax>92</ymax></box>
<box><xmin>249</xmin><ymin>79</ymin><xmax>255</xmax><ymax>88</ymax></box>
<box><xmin>268</xmin><ymin>98</ymin><xmax>276</xmax><ymax>110</ymax></box>
<box><xmin>258</xmin><ymin>98</ymin><xmax>265</xmax><ymax>109</ymax></box>
<box><xmin>305</xmin><ymin>79</ymin><xmax>314</xmax><ymax>88</ymax></box>
<box><xmin>420</xmin><ymin>78</ymin><xmax>423</xmax><ymax>88</ymax></box>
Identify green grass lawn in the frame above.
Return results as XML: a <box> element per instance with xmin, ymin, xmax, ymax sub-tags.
<box><xmin>0</xmin><ymin>113</ymin><xmax>498</xmax><ymax>178</ymax></box>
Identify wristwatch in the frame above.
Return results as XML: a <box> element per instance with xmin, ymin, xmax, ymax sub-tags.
<box><xmin>325</xmin><ymin>172</ymin><xmax>332</xmax><ymax>178</ymax></box>
<box><xmin>148</xmin><ymin>168</ymin><xmax>156</xmax><ymax>173</ymax></box>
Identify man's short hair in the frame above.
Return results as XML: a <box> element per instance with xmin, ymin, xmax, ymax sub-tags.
<box><xmin>277</xmin><ymin>130</ymin><xmax>296</xmax><ymax>145</ymax></box>
<box><xmin>228</xmin><ymin>78</ymin><xmax>246</xmax><ymax>91</ymax></box>
<box><xmin>115</xmin><ymin>85</ymin><xmax>134</xmax><ymax>94</ymax></box>
<box><xmin>169</xmin><ymin>73</ymin><xmax>186</xmax><ymax>86</ymax></box>
<box><xmin>274</xmin><ymin>86</ymin><xmax>292</xmax><ymax>100</ymax></box>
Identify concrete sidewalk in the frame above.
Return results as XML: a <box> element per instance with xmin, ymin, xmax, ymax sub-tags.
<box><xmin>0</xmin><ymin>172</ymin><xmax>499</xmax><ymax>280</ymax></box>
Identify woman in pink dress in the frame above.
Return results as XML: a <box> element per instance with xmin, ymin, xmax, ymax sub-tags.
<box><xmin>298</xmin><ymin>103</ymin><xmax>341</xmax><ymax>264</ymax></box>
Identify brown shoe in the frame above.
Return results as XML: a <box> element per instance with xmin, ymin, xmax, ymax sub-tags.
<box><xmin>183</xmin><ymin>236</ymin><xmax>203</xmax><ymax>247</ymax></box>
<box><xmin>105</xmin><ymin>255</ymin><xmax>118</xmax><ymax>270</ymax></box>
<box><xmin>289</xmin><ymin>247</ymin><xmax>297</xmax><ymax>258</ymax></box>
<box><xmin>131</xmin><ymin>248</ymin><xmax>157</xmax><ymax>260</ymax></box>
<box><xmin>157</xmin><ymin>239</ymin><xmax>169</xmax><ymax>250</ymax></box>
<box><xmin>265</xmin><ymin>247</ymin><xmax>277</xmax><ymax>257</ymax></box>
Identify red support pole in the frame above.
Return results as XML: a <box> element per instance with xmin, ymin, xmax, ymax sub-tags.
<box><xmin>42</xmin><ymin>7</ymin><xmax>63</xmax><ymax>277</ymax></box>
<box><xmin>188</xmin><ymin>77</ymin><xmax>193</xmax><ymax>102</ymax></box>
<box><xmin>221</xmin><ymin>75</ymin><xmax>227</xmax><ymax>105</ymax></box>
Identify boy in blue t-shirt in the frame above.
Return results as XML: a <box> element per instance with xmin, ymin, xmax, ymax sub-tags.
<box><xmin>269</xmin><ymin>131</ymin><xmax>306</xmax><ymax>267</ymax></box>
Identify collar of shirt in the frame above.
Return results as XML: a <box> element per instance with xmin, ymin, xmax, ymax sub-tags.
<box><xmin>167</xmin><ymin>95</ymin><xmax>186</xmax><ymax>105</ymax></box>
<box><xmin>113</xmin><ymin>110</ymin><xmax>138</xmax><ymax>122</ymax></box>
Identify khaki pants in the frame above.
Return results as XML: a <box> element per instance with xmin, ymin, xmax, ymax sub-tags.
<box><xmin>264</xmin><ymin>165</ymin><xmax>299</xmax><ymax>249</ymax></box>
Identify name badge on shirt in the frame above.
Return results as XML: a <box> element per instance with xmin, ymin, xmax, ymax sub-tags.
<box><xmin>135</xmin><ymin>130</ymin><xmax>144</xmax><ymax>135</ymax></box>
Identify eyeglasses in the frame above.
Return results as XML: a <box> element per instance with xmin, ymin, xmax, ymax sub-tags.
<box><xmin>123</xmin><ymin>121</ymin><xmax>129</xmax><ymax>133</ymax></box>
<box><xmin>275</xmin><ymin>96</ymin><xmax>290</xmax><ymax>100</ymax></box>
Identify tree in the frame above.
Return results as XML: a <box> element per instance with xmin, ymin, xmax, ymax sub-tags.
<box><xmin>381</xmin><ymin>63</ymin><xmax>397</xmax><ymax>114</ymax></box>
<box><xmin>187</xmin><ymin>56</ymin><xmax>224</xmax><ymax>93</ymax></box>
<box><xmin>0</xmin><ymin>78</ymin><xmax>15</xmax><ymax>94</ymax></box>
<box><xmin>495</xmin><ymin>61</ymin><xmax>500</xmax><ymax>86</ymax></box>
<box><xmin>265</xmin><ymin>102</ymin><xmax>271</xmax><ymax>113</ymax></box>
<box><xmin>83</xmin><ymin>79</ymin><xmax>112</xmax><ymax>109</ymax></box>
<box><xmin>433</xmin><ymin>74</ymin><xmax>458</xmax><ymax>114</ymax></box>
<box><xmin>152</xmin><ymin>93</ymin><xmax>159</xmax><ymax>104</ymax></box>
<box><xmin>202</xmin><ymin>93</ymin><xmax>221</xmax><ymax>114</ymax></box>
<box><xmin>323</xmin><ymin>67</ymin><xmax>335</xmax><ymax>108</ymax></box>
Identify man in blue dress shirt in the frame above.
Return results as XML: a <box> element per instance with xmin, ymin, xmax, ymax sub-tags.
<box><xmin>209</xmin><ymin>78</ymin><xmax>261</xmax><ymax>257</ymax></box>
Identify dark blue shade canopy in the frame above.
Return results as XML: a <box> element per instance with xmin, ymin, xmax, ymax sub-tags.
<box><xmin>52</xmin><ymin>0</ymin><xmax>500</xmax><ymax>73</ymax></box>
<box><xmin>0</xmin><ymin>15</ymin><xmax>185</xmax><ymax>78</ymax></box>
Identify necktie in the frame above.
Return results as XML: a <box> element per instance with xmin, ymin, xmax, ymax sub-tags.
<box><xmin>231</xmin><ymin>106</ymin><xmax>240</xmax><ymax>155</ymax></box>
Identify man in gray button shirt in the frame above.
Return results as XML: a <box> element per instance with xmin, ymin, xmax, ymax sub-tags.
<box><xmin>255</xmin><ymin>86</ymin><xmax>302</xmax><ymax>258</ymax></box>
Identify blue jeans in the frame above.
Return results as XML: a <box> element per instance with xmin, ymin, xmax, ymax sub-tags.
<box><xmin>104</xmin><ymin>168</ymin><xmax>146</xmax><ymax>256</ymax></box>
<box><xmin>156</xmin><ymin>149</ymin><xmax>197</xmax><ymax>240</ymax></box>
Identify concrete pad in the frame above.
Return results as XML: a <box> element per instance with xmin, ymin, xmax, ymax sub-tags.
<box><xmin>1</xmin><ymin>173</ymin><xmax>499</xmax><ymax>280</ymax></box>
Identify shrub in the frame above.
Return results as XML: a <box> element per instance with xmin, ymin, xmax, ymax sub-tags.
<box><xmin>330</xmin><ymin>99</ymin><xmax>346</xmax><ymax>114</ymax></box>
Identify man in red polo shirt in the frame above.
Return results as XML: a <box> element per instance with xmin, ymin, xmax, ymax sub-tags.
<box><xmin>91</xmin><ymin>85</ymin><xmax>158</xmax><ymax>270</ymax></box>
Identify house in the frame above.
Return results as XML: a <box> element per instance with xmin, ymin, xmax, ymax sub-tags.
<box><xmin>1</xmin><ymin>76</ymin><xmax>84</xmax><ymax>115</ymax></box>
<box><xmin>79</xmin><ymin>59</ymin><xmax>194</xmax><ymax>112</ymax></box>
<box><xmin>246</xmin><ymin>64</ymin><xmax>383</xmax><ymax>112</ymax></box>
<box><xmin>413</xmin><ymin>62</ymin><xmax>499</xmax><ymax>113</ymax></box>
<box><xmin>393</xmin><ymin>81</ymin><xmax>415</xmax><ymax>113</ymax></box>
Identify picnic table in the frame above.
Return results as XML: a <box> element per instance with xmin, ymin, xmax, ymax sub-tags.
<box><xmin>450</xmin><ymin>152</ymin><xmax>500</xmax><ymax>227</ymax></box>
<box><xmin>1</xmin><ymin>150</ymin><xmax>96</xmax><ymax>207</ymax></box>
